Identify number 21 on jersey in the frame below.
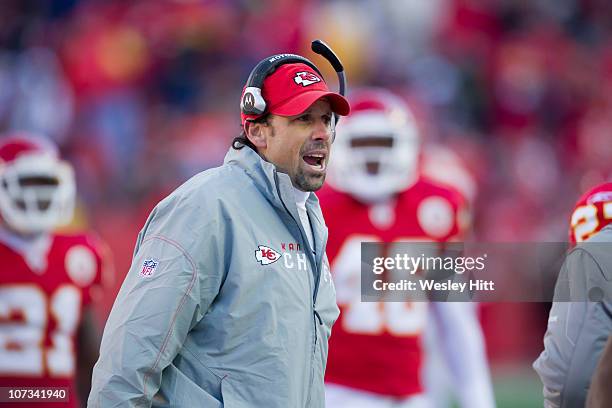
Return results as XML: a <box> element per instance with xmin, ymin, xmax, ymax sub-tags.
<box><xmin>0</xmin><ymin>284</ymin><xmax>81</xmax><ymax>377</ymax></box>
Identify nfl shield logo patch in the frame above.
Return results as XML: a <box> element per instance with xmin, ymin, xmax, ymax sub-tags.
<box><xmin>140</xmin><ymin>259</ymin><xmax>159</xmax><ymax>277</ymax></box>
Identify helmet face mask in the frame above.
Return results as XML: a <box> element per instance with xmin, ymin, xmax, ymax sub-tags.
<box><xmin>327</xmin><ymin>89</ymin><xmax>420</xmax><ymax>203</ymax></box>
<box><xmin>0</xmin><ymin>136</ymin><xmax>75</xmax><ymax>235</ymax></box>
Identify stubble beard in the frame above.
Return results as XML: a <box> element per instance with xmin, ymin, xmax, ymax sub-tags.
<box><xmin>293</xmin><ymin>168</ymin><xmax>325</xmax><ymax>192</ymax></box>
<box><xmin>293</xmin><ymin>143</ymin><xmax>328</xmax><ymax>191</ymax></box>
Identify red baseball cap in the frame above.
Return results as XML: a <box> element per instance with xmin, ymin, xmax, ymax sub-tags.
<box><xmin>241</xmin><ymin>63</ymin><xmax>350</xmax><ymax>125</ymax></box>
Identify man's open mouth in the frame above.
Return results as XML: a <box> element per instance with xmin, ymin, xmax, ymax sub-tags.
<box><xmin>302</xmin><ymin>151</ymin><xmax>327</xmax><ymax>171</ymax></box>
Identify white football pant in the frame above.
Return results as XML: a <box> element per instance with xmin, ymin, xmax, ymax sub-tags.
<box><xmin>325</xmin><ymin>383</ymin><xmax>431</xmax><ymax>408</ymax></box>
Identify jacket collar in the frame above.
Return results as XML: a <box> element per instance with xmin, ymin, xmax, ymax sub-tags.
<box><xmin>224</xmin><ymin>146</ymin><xmax>328</xmax><ymax>289</ymax></box>
<box><xmin>225</xmin><ymin>146</ymin><xmax>325</xmax><ymax>222</ymax></box>
<box><xmin>224</xmin><ymin>146</ymin><xmax>308</xmax><ymax>213</ymax></box>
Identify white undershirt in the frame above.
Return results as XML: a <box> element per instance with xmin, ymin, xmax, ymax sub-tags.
<box><xmin>292</xmin><ymin>187</ymin><xmax>314</xmax><ymax>250</ymax></box>
<box><xmin>0</xmin><ymin>226</ymin><xmax>51</xmax><ymax>273</ymax></box>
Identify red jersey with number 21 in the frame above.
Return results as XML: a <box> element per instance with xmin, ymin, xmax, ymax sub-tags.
<box><xmin>0</xmin><ymin>233</ymin><xmax>106</xmax><ymax>408</ymax></box>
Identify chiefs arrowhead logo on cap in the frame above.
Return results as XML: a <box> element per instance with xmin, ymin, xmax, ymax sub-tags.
<box><xmin>294</xmin><ymin>71</ymin><xmax>321</xmax><ymax>87</ymax></box>
<box><xmin>255</xmin><ymin>245</ymin><xmax>281</xmax><ymax>265</ymax></box>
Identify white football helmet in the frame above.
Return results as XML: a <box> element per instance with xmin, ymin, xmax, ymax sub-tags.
<box><xmin>0</xmin><ymin>133</ymin><xmax>75</xmax><ymax>234</ymax></box>
<box><xmin>328</xmin><ymin>88</ymin><xmax>420</xmax><ymax>202</ymax></box>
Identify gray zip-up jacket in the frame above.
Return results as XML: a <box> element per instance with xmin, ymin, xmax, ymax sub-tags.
<box><xmin>534</xmin><ymin>225</ymin><xmax>612</xmax><ymax>408</ymax></box>
<box><xmin>88</xmin><ymin>146</ymin><xmax>340</xmax><ymax>408</ymax></box>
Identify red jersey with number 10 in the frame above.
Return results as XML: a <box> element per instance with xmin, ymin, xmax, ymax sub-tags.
<box><xmin>319</xmin><ymin>178</ymin><xmax>467</xmax><ymax>397</ymax></box>
<box><xmin>0</xmin><ymin>232</ymin><xmax>108</xmax><ymax>408</ymax></box>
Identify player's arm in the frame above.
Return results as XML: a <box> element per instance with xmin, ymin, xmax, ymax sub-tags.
<box><xmin>77</xmin><ymin>306</ymin><xmax>102</xmax><ymax>406</ymax></box>
<box><xmin>77</xmin><ymin>235</ymin><xmax>113</xmax><ymax>407</ymax></box>
<box><xmin>533</xmin><ymin>248</ymin><xmax>612</xmax><ymax>408</ymax></box>
<box><xmin>430</xmin><ymin>302</ymin><xmax>496</xmax><ymax>408</ymax></box>
<box><xmin>88</xmin><ymin>206</ymin><xmax>223</xmax><ymax>407</ymax></box>
<box><xmin>587</xmin><ymin>335</ymin><xmax>612</xmax><ymax>408</ymax></box>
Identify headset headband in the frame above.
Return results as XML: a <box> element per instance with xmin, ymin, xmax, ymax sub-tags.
<box><xmin>244</xmin><ymin>54</ymin><xmax>322</xmax><ymax>93</ymax></box>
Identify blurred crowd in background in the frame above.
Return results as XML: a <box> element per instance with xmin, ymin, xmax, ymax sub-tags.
<box><xmin>1</xmin><ymin>0</ymin><xmax>611</xmax><ymax>400</ymax></box>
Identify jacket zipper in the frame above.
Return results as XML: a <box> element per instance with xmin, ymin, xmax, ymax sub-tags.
<box><xmin>311</xmin><ymin>233</ymin><xmax>326</xmax><ymax>305</ymax></box>
<box><xmin>274</xmin><ymin>176</ymin><xmax>320</xmax><ymax>406</ymax></box>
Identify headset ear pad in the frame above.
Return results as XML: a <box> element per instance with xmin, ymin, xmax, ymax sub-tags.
<box><xmin>241</xmin><ymin>86</ymin><xmax>267</xmax><ymax>115</ymax></box>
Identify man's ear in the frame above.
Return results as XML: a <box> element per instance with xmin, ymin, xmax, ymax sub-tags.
<box><xmin>244</xmin><ymin>121</ymin><xmax>267</xmax><ymax>149</ymax></box>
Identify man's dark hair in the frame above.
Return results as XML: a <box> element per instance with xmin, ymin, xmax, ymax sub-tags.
<box><xmin>232</xmin><ymin>115</ymin><xmax>269</xmax><ymax>150</ymax></box>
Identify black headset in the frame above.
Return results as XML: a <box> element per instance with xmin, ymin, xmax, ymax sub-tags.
<box><xmin>240</xmin><ymin>39</ymin><xmax>347</xmax><ymax>128</ymax></box>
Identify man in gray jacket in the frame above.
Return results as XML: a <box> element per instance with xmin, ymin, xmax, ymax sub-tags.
<box><xmin>88</xmin><ymin>54</ymin><xmax>350</xmax><ymax>407</ymax></box>
<box><xmin>534</xmin><ymin>183</ymin><xmax>612</xmax><ymax>408</ymax></box>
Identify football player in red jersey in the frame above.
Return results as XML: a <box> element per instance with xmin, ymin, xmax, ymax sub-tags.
<box><xmin>0</xmin><ymin>133</ymin><xmax>110</xmax><ymax>407</ymax></box>
<box><xmin>319</xmin><ymin>89</ymin><xmax>495</xmax><ymax>407</ymax></box>
<box><xmin>568</xmin><ymin>182</ymin><xmax>612</xmax><ymax>246</ymax></box>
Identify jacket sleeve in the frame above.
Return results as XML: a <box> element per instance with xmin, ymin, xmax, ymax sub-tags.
<box><xmin>88</xmin><ymin>203</ymin><xmax>224</xmax><ymax>408</ymax></box>
<box><xmin>587</xmin><ymin>336</ymin><xmax>612</xmax><ymax>408</ymax></box>
<box><xmin>533</xmin><ymin>248</ymin><xmax>612</xmax><ymax>408</ymax></box>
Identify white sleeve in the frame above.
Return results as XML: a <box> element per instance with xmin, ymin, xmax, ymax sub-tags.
<box><xmin>430</xmin><ymin>302</ymin><xmax>496</xmax><ymax>408</ymax></box>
